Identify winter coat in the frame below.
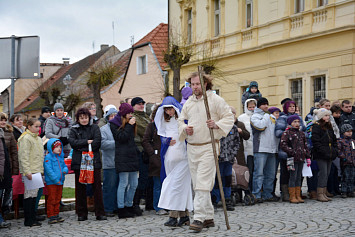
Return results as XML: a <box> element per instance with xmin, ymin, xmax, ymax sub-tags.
<box><xmin>38</xmin><ymin>115</ymin><xmax>47</xmax><ymax>138</ymax></box>
<box><xmin>0</xmin><ymin>135</ymin><xmax>12</xmax><ymax>190</ymax></box>
<box><xmin>311</xmin><ymin>123</ymin><xmax>337</xmax><ymax>161</ymax></box>
<box><xmin>280</xmin><ymin>127</ymin><xmax>310</xmax><ymax>162</ymax></box>
<box><xmin>305</xmin><ymin>107</ymin><xmax>316</xmax><ymax>122</ymax></box>
<box><xmin>17</xmin><ymin>129</ymin><xmax>44</xmax><ymax>175</ymax></box>
<box><xmin>337</xmin><ymin>137</ymin><xmax>355</xmax><ymax>168</ymax></box>
<box><xmin>275</xmin><ymin>113</ymin><xmax>306</xmax><ymax>160</ymax></box>
<box><xmin>142</xmin><ymin>122</ymin><xmax>161</xmax><ymax>177</ymax></box>
<box><xmin>2</xmin><ymin>124</ymin><xmax>19</xmax><ymax>175</ymax></box>
<box><xmin>235</xmin><ymin>120</ymin><xmax>250</xmax><ymax>166</ymax></box>
<box><xmin>12</xmin><ymin>125</ymin><xmax>25</xmax><ymax>141</ymax></box>
<box><xmin>250</xmin><ymin>108</ymin><xmax>278</xmax><ymax>154</ymax></box>
<box><xmin>44</xmin><ymin>138</ymin><xmax>68</xmax><ymax>185</ymax></box>
<box><xmin>110</xmin><ymin>123</ymin><xmax>139</xmax><ymax>173</ymax></box>
<box><xmin>219</xmin><ymin>124</ymin><xmax>240</xmax><ymax>164</ymax></box>
<box><xmin>340</xmin><ymin>111</ymin><xmax>355</xmax><ymax>139</ymax></box>
<box><xmin>45</xmin><ymin>116</ymin><xmax>73</xmax><ymax>153</ymax></box>
<box><xmin>238</xmin><ymin>98</ymin><xmax>256</xmax><ymax>156</ymax></box>
<box><xmin>68</xmin><ymin>123</ymin><xmax>102</xmax><ymax>170</ymax></box>
<box><xmin>133</xmin><ymin>111</ymin><xmax>151</xmax><ymax>152</ymax></box>
<box><xmin>100</xmin><ymin>123</ymin><xmax>116</xmax><ymax>169</ymax></box>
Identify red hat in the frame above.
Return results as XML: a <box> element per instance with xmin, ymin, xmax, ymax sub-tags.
<box><xmin>52</xmin><ymin>140</ymin><xmax>62</xmax><ymax>151</ymax></box>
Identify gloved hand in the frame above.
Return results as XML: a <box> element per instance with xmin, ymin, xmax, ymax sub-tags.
<box><xmin>306</xmin><ymin>158</ymin><xmax>311</xmax><ymax>167</ymax></box>
<box><xmin>59</xmin><ymin>137</ymin><xmax>68</xmax><ymax>146</ymax></box>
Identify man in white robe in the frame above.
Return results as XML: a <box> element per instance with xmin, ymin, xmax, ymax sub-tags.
<box><xmin>178</xmin><ymin>72</ymin><xmax>234</xmax><ymax>232</ymax></box>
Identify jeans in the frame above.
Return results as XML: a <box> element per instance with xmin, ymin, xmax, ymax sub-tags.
<box><xmin>317</xmin><ymin>159</ymin><xmax>332</xmax><ymax>188</ymax></box>
<box><xmin>211</xmin><ymin>161</ymin><xmax>233</xmax><ymax>202</ymax></box>
<box><xmin>117</xmin><ymin>172</ymin><xmax>138</xmax><ymax>209</ymax></box>
<box><xmin>288</xmin><ymin>162</ymin><xmax>303</xmax><ymax>187</ymax></box>
<box><xmin>152</xmin><ymin>176</ymin><xmax>162</xmax><ymax>212</ymax></box>
<box><xmin>252</xmin><ymin>152</ymin><xmax>276</xmax><ymax>199</ymax></box>
<box><xmin>103</xmin><ymin>169</ymin><xmax>120</xmax><ymax>213</ymax></box>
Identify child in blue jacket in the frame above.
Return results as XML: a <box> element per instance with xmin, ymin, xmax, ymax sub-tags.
<box><xmin>44</xmin><ymin>139</ymin><xmax>68</xmax><ymax>224</ymax></box>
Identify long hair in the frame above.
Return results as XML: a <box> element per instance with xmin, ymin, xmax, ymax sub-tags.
<box><xmin>163</xmin><ymin>107</ymin><xmax>178</xmax><ymax>122</ymax></box>
<box><xmin>186</xmin><ymin>71</ymin><xmax>213</xmax><ymax>90</ymax></box>
<box><xmin>318</xmin><ymin>118</ymin><xmax>332</xmax><ymax>130</ymax></box>
<box><xmin>120</xmin><ymin>115</ymin><xmax>137</xmax><ymax>135</ymax></box>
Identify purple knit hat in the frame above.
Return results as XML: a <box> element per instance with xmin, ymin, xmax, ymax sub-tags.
<box><xmin>268</xmin><ymin>107</ymin><xmax>281</xmax><ymax>114</ymax></box>
<box><xmin>287</xmin><ymin>114</ymin><xmax>301</xmax><ymax>125</ymax></box>
<box><xmin>119</xmin><ymin>103</ymin><xmax>134</xmax><ymax>117</ymax></box>
<box><xmin>283</xmin><ymin>100</ymin><xmax>296</xmax><ymax>114</ymax></box>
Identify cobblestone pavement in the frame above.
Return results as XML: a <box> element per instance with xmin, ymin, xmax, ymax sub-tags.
<box><xmin>2</xmin><ymin>197</ymin><xmax>355</xmax><ymax>237</ymax></box>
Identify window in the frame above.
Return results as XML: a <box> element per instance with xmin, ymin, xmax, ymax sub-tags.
<box><xmin>137</xmin><ymin>55</ymin><xmax>147</xmax><ymax>75</ymax></box>
<box><xmin>318</xmin><ymin>0</ymin><xmax>328</xmax><ymax>7</ymax></box>
<box><xmin>214</xmin><ymin>0</ymin><xmax>220</xmax><ymax>37</ymax></box>
<box><xmin>295</xmin><ymin>0</ymin><xmax>304</xmax><ymax>13</ymax></box>
<box><xmin>314</xmin><ymin>75</ymin><xmax>326</xmax><ymax>100</ymax></box>
<box><xmin>246</xmin><ymin>0</ymin><xmax>253</xmax><ymax>28</ymax></box>
<box><xmin>187</xmin><ymin>9</ymin><xmax>192</xmax><ymax>43</ymax></box>
<box><xmin>291</xmin><ymin>79</ymin><xmax>303</xmax><ymax>115</ymax></box>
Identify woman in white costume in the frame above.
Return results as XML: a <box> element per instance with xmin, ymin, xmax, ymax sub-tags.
<box><xmin>156</xmin><ymin>96</ymin><xmax>193</xmax><ymax>227</ymax></box>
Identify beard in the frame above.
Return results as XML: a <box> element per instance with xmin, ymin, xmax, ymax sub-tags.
<box><xmin>193</xmin><ymin>89</ymin><xmax>202</xmax><ymax>97</ymax></box>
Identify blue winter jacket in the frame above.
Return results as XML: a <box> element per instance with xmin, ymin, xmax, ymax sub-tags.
<box><xmin>275</xmin><ymin>113</ymin><xmax>306</xmax><ymax>160</ymax></box>
<box><xmin>44</xmin><ymin>138</ymin><xmax>68</xmax><ymax>185</ymax></box>
<box><xmin>100</xmin><ymin>123</ymin><xmax>116</xmax><ymax>169</ymax></box>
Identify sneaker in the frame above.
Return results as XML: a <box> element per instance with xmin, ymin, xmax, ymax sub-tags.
<box><xmin>0</xmin><ymin>221</ymin><xmax>11</xmax><ymax>228</ymax></box>
<box><xmin>48</xmin><ymin>217</ymin><xmax>58</xmax><ymax>224</ymax></box>
<box><xmin>56</xmin><ymin>216</ymin><xmax>65</xmax><ymax>222</ymax></box>
<box><xmin>189</xmin><ymin>220</ymin><xmax>203</xmax><ymax>232</ymax></box>
<box><xmin>156</xmin><ymin>209</ymin><xmax>168</xmax><ymax>215</ymax></box>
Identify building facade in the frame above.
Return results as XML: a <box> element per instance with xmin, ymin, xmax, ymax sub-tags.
<box><xmin>169</xmin><ymin>0</ymin><xmax>355</xmax><ymax>115</ymax></box>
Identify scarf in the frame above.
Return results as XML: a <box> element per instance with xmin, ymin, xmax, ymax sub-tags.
<box><xmin>46</xmin><ymin>115</ymin><xmax>71</xmax><ymax>129</ymax></box>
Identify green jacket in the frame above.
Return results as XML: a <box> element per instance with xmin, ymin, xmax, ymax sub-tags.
<box><xmin>133</xmin><ymin>111</ymin><xmax>150</xmax><ymax>152</ymax></box>
<box><xmin>18</xmin><ymin>129</ymin><xmax>44</xmax><ymax>175</ymax></box>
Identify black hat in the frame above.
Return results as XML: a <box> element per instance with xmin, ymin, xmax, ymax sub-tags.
<box><xmin>131</xmin><ymin>97</ymin><xmax>145</xmax><ymax>107</ymax></box>
<box><xmin>314</xmin><ymin>97</ymin><xmax>322</xmax><ymax>103</ymax></box>
<box><xmin>280</xmin><ymin>98</ymin><xmax>292</xmax><ymax>105</ymax></box>
<box><xmin>41</xmin><ymin>106</ymin><xmax>51</xmax><ymax>114</ymax></box>
<box><xmin>257</xmin><ymin>97</ymin><xmax>269</xmax><ymax>108</ymax></box>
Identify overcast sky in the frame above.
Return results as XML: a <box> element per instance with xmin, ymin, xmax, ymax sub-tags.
<box><xmin>0</xmin><ymin>0</ymin><xmax>167</xmax><ymax>92</ymax></box>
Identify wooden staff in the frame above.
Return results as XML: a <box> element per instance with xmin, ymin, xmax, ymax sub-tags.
<box><xmin>197</xmin><ymin>66</ymin><xmax>231</xmax><ymax>230</ymax></box>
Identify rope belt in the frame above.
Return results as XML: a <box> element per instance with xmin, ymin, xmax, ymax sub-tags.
<box><xmin>188</xmin><ymin>139</ymin><xmax>220</xmax><ymax>146</ymax></box>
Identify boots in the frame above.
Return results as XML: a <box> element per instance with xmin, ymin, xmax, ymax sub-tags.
<box><xmin>317</xmin><ymin>188</ymin><xmax>328</xmax><ymax>202</ymax></box>
<box><xmin>309</xmin><ymin>191</ymin><xmax>317</xmax><ymax>200</ymax></box>
<box><xmin>225</xmin><ymin>198</ymin><xmax>235</xmax><ymax>211</ymax></box>
<box><xmin>31</xmin><ymin>197</ymin><xmax>42</xmax><ymax>226</ymax></box>
<box><xmin>281</xmin><ymin>184</ymin><xmax>290</xmax><ymax>201</ymax></box>
<box><xmin>87</xmin><ymin>196</ymin><xmax>95</xmax><ymax>212</ymax></box>
<box><xmin>295</xmin><ymin>187</ymin><xmax>304</xmax><ymax>203</ymax></box>
<box><xmin>23</xmin><ymin>198</ymin><xmax>33</xmax><ymax>226</ymax></box>
<box><xmin>288</xmin><ymin>187</ymin><xmax>298</xmax><ymax>204</ymax></box>
<box><xmin>145</xmin><ymin>188</ymin><xmax>154</xmax><ymax>211</ymax></box>
<box><xmin>324</xmin><ymin>188</ymin><xmax>333</xmax><ymax>201</ymax></box>
<box><xmin>117</xmin><ymin>207</ymin><xmax>135</xmax><ymax>219</ymax></box>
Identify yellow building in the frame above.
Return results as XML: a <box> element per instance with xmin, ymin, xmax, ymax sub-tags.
<box><xmin>168</xmin><ymin>0</ymin><xmax>355</xmax><ymax>116</ymax></box>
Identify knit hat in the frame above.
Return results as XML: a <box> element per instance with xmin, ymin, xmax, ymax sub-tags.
<box><xmin>257</xmin><ymin>97</ymin><xmax>269</xmax><ymax>108</ymax></box>
<box><xmin>280</xmin><ymin>98</ymin><xmax>292</xmax><ymax>105</ymax></box>
<box><xmin>287</xmin><ymin>114</ymin><xmax>301</xmax><ymax>125</ymax></box>
<box><xmin>54</xmin><ymin>103</ymin><xmax>64</xmax><ymax>111</ymax></box>
<box><xmin>180</xmin><ymin>87</ymin><xmax>193</xmax><ymax>105</ymax></box>
<box><xmin>313</xmin><ymin>108</ymin><xmax>331</xmax><ymax>121</ymax></box>
<box><xmin>104</xmin><ymin>104</ymin><xmax>117</xmax><ymax>114</ymax></box>
<box><xmin>249</xmin><ymin>81</ymin><xmax>258</xmax><ymax>89</ymax></box>
<box><xmin>283</xmin><ymin>100</ymin><xmax>296</xmax><ymax>114</ymax></box>
<box><xmin>131</xmin><ymin>97</ymin><xmax>145</xmax><ymax>107</ymax></box>
<box><xmin>268</xmin><ymin>107</ymin><xmax>281</xmax><ymax>114</ymax></box>
<box><xmin>119</xmin><ymin>103</ymin><xmax>134</xmax><ymax>117</ymax></box>
<box><xmin>41</xmin><ymin>106</ymin><xmax>51</xmax><ymax>114</ymax></box>
<box><xmin>52</xmin><ymin>140</ymin><xmax>62</xmax><ymax>151</ymax></box>
<box><xmin>105</xmin><ymin>108</ymin><xmax>118</xmax><ymax>120</ymax></box>
<box><xmin>340</xmin><ymin>124</ymin><xmax>353</xmax><ymax>134</ymax></box>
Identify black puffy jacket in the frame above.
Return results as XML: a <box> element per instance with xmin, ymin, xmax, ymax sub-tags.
<box><xmin>68</xmin><ymin>123</ymin><xmax>102</xmax><ymax>170</ymax></box>
<box><xmin>110</xmin><ymin>123</ymin><xmax>139</xmax><ymax>173</ymax></box>
<box><xmin>311</xmin><ymin>123</ymin><xmax>337</xmax><ymax>161</ymax></box>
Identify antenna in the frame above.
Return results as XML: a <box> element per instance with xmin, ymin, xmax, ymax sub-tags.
<box><xmin>112</xmin><ymin>21</ymin><xmax>115</xmax><ymax>47</ymax></box>
<box><xmin>130</xmin><ymin>35</ymin><xmax>134</xmax><ymax>46</ymax></box>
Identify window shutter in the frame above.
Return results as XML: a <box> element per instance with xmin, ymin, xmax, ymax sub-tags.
<box><xmin>136</xmin><ymin>57</ymin><xmax>140</xmax><ymax>75</ymax></box>
<box><xmin>145</xmin><ymin>54</ymin><xmax>148</xmax><ymax>73</ymax></box>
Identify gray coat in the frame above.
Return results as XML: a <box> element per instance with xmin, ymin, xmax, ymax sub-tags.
<box><xmin>45</xmin><ymin>117</ymin><xmax>72</xmax><ymax>152</ymax></box>
<box><xmin>100</xmin><ymin>123</ymin><xmax>116</xmax><ymax>169</ymax></box>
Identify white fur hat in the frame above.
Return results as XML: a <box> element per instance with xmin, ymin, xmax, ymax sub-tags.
<box><xmin>313</xmin><ymin>108</ymin><xmax>331</xmax><ymax>121</ymax></box>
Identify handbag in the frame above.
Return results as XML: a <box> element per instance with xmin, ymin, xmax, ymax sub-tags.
<box><xmin>79</xmin><ymin>144</ymin><xmax>94</xmax><ymax>184</ymax></box>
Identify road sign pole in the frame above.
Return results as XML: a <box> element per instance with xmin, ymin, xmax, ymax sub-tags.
<box><xmin>10</xmin><ymin>35</ymin><xmax>16</xmax><ymax>116</ymax></box>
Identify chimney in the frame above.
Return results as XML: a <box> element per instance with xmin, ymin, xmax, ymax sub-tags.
<box><xmin>100</xmin><ymin>44</ymin><xmax>109</xmax><ymax>51</ymax></box>
<box><xmin>62</xmin><ymin>58</ymin><xmax>70</xmax><ymax>66</ymax></box>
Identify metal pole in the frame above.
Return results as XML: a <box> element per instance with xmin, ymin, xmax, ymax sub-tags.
<box><xmin>10</xmin><ymin>35</ymin><xmax>16</xmax><ymax>116</ymax></box>
<box><xmin>197</xmin><ymin>66</ymin><xmax>231</xmax><ymax>230</ymax></box>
